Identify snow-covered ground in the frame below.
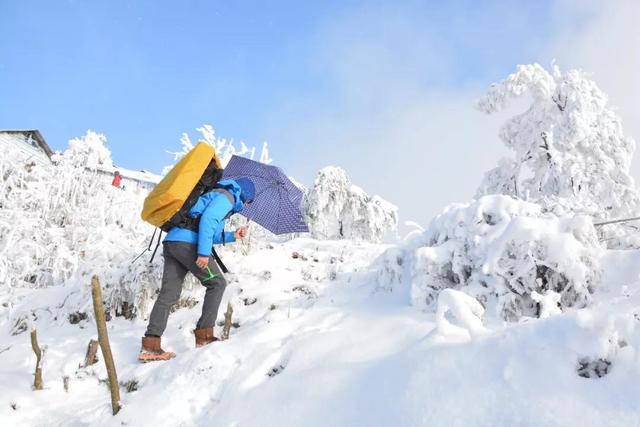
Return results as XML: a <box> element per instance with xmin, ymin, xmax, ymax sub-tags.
<box><xmin>2</xmin><ymin>236</ymin><xmax>640</xmax><ymax>426</ymax></box>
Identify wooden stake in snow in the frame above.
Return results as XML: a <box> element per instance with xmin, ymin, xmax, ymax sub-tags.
<box><xmin>91</xmin><ymin>275</ymin><xmax>121</xmax><ymax>415</ymax></box>
<box><xmin>222</xmin><ymin>302</ymin><xmax>233</xmax><ymax>340</ymax></box>
<box><xmin>30</xmin><ymin>329</ymin><xmax>43</xmax><ymax>390</ymax></box>
<box><xmin>83</xmin><ymin>339</ymin><xmax>99</xmax><ymax>367</ymax></box>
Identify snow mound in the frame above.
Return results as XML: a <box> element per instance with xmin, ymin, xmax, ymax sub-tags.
<box><xmin>434</xmin><ymin>289</ymin><xmax>488</xmax><ymax>340</ymax></box>
<box><xmin>376</xmin><ymin>195</ymin><xmax>602</xmax><ymax>321</ymax></box>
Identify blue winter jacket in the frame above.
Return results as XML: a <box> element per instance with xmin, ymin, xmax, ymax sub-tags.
<box><xmin>164</xmin><ymin>179</ymin><xmax>245</xmax><ymax>257</ymax></box>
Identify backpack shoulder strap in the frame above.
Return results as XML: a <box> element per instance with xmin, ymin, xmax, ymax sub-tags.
<box><xmin>208</xmin><ymin>188</ymin><xmax>234</xmax><ymax>273</ymax></box>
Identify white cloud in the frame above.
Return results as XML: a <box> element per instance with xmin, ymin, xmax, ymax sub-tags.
<box><xmin>266</xmin><ymin>1</ymin><xmax>640</xmax><ymax>235</ymax></box>
<box><xmin>265</xmin><ymin>7</ymin><xmax>515</xmax><ymax>232</ymax></box>
<box><xmin>547</xmin><ymin>0</ymin><xmax>640</xmax><ymax>153</ymax></box>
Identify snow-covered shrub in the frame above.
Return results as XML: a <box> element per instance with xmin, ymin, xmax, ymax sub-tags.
<box><xmin>476</xmin><ymin>63</ymin><xmax>640</xmax><ymax>248</ymax></box>
<box><xmin>304</xmin><ymin>166</ymin><xmax>398</xmax><ymax>242</ymax></box>
<box><xmin>376</xmin><ymin>195</ymin><xmax>602</xmax><ymax>321</ymax></box>
<box><xmin>0</xmin><ymin>131</ymin><xmax>164</xmax><ymax>324</ymax></box>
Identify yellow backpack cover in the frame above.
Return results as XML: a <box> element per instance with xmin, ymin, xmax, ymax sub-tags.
<box><xmin>141</xmin><ymin>141</ymin><xmax>222</xmax><ymax>228</ymax></box>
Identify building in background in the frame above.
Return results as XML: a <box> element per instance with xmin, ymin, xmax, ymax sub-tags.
<box><xmin>97</xmin><ymin>165</ymin><xmax>161</xmax><ymax>191</ymax></box>
<box><xmin>0</xmin><ymin>129</ymin><xmax>53</xmax><ymax>165</ymax></box>
<box><xmin>1</xmin><ymin>129</ymin><xmax>161</xmax><ymax>191</ymax></box>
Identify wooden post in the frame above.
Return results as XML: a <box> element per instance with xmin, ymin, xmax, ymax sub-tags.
<box><xmin>222</xmin><ymin>302</ymin><xmax>233</xmax><ymax>340</ymax></box>
<box><xmin>91</xmin><ymin>275</ymin><xmax>121</xmax><ymax>415</ymax></box>
<box><xmin>83</xmin><ymin>339</ymin><xmax>99</xmax><ymax>367</ymax></box>
<box><xmin>30</xmin><ymin>329</ymin><xmax>43</xmax><ymax>390</ymax></box>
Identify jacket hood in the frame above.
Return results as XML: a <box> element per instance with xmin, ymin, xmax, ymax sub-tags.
<box><xmin>216</xmin><ymin>179</ymin><xmax>244</xmax><ymax>212</ymax></box>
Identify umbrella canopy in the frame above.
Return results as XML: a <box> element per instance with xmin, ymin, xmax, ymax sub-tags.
<box><xmin>223</xmin><ymin>155</ymin><xmax>309</xmax><ymax>235</ymax></box>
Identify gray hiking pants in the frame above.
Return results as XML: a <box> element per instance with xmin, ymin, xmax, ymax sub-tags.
<box><xmin>145</xmin><ymin>242</ymin><xmax>227</xmax><ymax>337</ymax></box>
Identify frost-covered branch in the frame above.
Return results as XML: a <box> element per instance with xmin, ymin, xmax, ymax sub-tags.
<box><xmin>164</xmin><ymin>124</ymin><xmax>273</xmax><ymax>174</ymax></box>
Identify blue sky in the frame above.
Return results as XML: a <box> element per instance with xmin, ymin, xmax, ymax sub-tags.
<box><xmin>2</xmin><ymin>0</ymin><xmax>637</xmax><ymax>226</ymax></box>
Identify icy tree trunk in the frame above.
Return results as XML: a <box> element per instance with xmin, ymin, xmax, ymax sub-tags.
<box><xmin>91</xmin><ymin>275</ymin><xmax>121</xmax><ymax>415</ymax></box>
<box><xmin>30</xmin><ymin>329</ymin><xmax>43</xmax><ymax>390</ymax></box>
<box><xmin>222</xmin><ymin>302</ymin><xmax>233</xmax><ymax>340</ymax></box>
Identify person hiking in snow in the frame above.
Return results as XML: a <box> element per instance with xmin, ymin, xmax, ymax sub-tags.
<box><xmin>138</xmin><ymin>177</ymin><xmax>256</xmax><ymax>362</ymax></box>
<box><xmin>111</xmin><ymin>170</ymin><xmax>122</xmax><ymax>188</ymax></box>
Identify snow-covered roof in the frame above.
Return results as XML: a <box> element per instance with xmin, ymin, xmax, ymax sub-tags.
<box><xmin>98</xmin><ymin>164</ymin><xmax>162</xmax><ymax>185</ymax></box>
<box><xmin>0</xmin><ymin>129</ymin><xmax>54</xmax><ymax>159</ymax></box>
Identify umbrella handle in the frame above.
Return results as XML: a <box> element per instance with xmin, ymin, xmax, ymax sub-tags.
<box><xmin>244</xmin><ymin>219</ymin><xmax>252</xmax><ymax>253</ymax></box>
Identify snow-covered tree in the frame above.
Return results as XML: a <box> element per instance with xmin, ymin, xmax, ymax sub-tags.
<box><xmin>374</xmin><ymin>65</ymin><xmax>636</xmax><ymax>320</ymax></box>
<box><xmin>476</xmin><ymin>63</ymin><xmax>640</xmax><ymax>247</ymax></box>
<box><xmin>0</xmin><ymin>131</ymin><xmax>165</xmax><ymax>326</ymax></box>
<box><xmin>166</xmin><ymin>124</ymin><xmax>272</xmax><ymax>174</ymax></box>
<box><xmin>304</xmin><ymin>166</ymin><xmax>398</xmax><ymax>242</ymax></box>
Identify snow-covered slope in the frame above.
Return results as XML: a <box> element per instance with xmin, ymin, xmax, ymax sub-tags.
<box><xmin>2</xmin><ymin>237</ymin><xmax>640</xmax><ymax>426</ymax></box>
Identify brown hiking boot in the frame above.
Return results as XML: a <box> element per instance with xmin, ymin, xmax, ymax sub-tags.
<box><xmin>194</xmin><ymin>328</ymin><xmax>219</xmax><ymax>348</ymax></box>
<box><xmin>137</xmin><ymin>336</ymin><xmax>176</xmax><ymax>362</ymax></box>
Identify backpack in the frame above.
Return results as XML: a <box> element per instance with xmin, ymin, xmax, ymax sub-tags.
<box><xmin>136</xmin><ymin>141</ymin><xmax>228</xmax><ymax>268</ymax></box>
<box><xmin>141</xmin><ymin>141</ymin><xmax>223</xmax><ymax>232</ymax></box>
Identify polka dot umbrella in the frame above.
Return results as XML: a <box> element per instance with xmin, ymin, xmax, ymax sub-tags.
<box><xmin>223</xmin><ymin>155</ymin><xmax>309</xmax><ymax>234</ymax></box>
